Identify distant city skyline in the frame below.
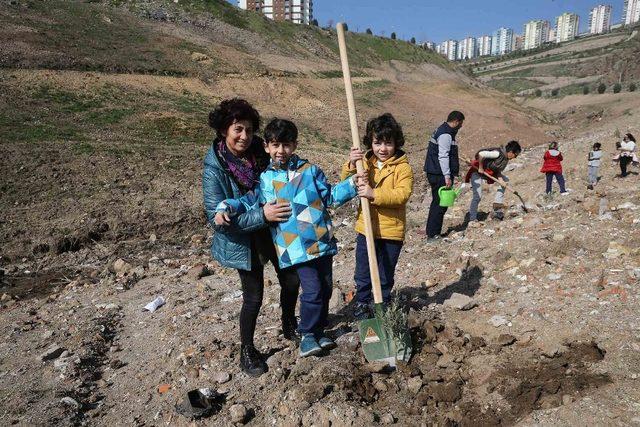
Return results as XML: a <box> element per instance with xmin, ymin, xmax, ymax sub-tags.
<box><xmin>309</xmin><ymin>0</ymin><xmax>627</xmax><ymax>43</ymax></box>
<box><xmin>227</xmin><ymin>1</ymin><xmax>633</xmax><ymax>44</ymax></box>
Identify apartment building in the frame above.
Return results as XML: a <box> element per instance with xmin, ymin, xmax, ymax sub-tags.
<box><xmin>589</xmin><ymin>5</ymin><xmax>612</xmax><ymax>34</ymax></box>
<box><xmin>491</xmin><ymin>27</ymin><xmax>514</xmax><ymax>56</ymax></box>
<box><xmin>555</xmin><ymin>12</ymin><xmax>580</xmax><ymax>43</ymax></box>
<box><xmin>423</xmin><ymin>41</ymin><xmax>436</xmax><ymax>50</ymax></box>
<box><xmin>513</xmin><ymin>34</ymin><xmax>525</xmax><ymax>51</ymax></box>
<box><xmin>524</xmin><ymin>20</ymin><xmax>551</xmax><ymax>50</ymax></box>
<box><xmin>477</xmin><ymin>35</ymin><xmax>492</xmax><ymax>56</ymax></box>
<box><xmin>238</xmin><ymin>0</ymin><xmax>313</xmax><ymax>25</ymax></box>
<box><xmin>441</xmin><ymin>40</ymin><xmax>459</xmax><ymax>61</ymax></box>
<box><xmin>459</xmin><ymin>37</ymin><xmax>477</xmax><ymax>60</ymax></box>
<box><xmin>624</xmin><ymin>0</ymin><xmax>640</xmax><ymax>25</ymax></box>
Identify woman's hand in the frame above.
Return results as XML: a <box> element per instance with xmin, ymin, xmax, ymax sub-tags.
<box><xmin>349</xmin><ymin>147</ymin><xmax>365</xmax><ymax>169</ymax></box>
<box><xmin>215</xmin><ymin>212</ymin><xmax>231</xmax><ymax>226</ymax></box>
<box><xmin>263</xmin><ymin>200</ymin><xmax>292</xmax><ymax>222</ymax></box>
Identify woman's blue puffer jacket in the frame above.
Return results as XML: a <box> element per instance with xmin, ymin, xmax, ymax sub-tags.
<box><xmin>202</xmin><ymin>138</ymin><xmax>268</xmax><ymax>271</ymax></box>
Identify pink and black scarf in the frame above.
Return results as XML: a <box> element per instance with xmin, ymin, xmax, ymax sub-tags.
<box><xmin>218</xmin><ymin>140</ymin><xmax>260</xmax><ymax>193</ymax></box>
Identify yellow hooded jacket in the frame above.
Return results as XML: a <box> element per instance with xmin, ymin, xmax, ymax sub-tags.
<box><xmin>340</xmin><ymin>150</ymin><xmax>413</xmax><ymax>241</ymax></box>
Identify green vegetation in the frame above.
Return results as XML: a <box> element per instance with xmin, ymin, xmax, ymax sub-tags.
<box><xmin>598</xmin><ymin>83</ymin><xmax>607</xmax><ymax>94</ymax></box>
<box><xmin>473</xmin><ymin>29</ymin><xmax>639</xmax><ymax>98</ymax></box>
<box><xmin>9</xmin><ymin>0</ymin><xmax>450</xmax><ymax>79</ymax></box>
<box><xmin>340</xmin><ymin>31</ymin><xmax>450</xmax><ymax>69</ymax></box>
<box><xmin>6</xmin><ymin>1</ymin><xmax>210</xmax><ymax>76</ymax></box>
<box><xmin>630</xmin><ymin>83</ymin><xmax>637</xmax><ymax>92</ymax></box>
<box><xmin>613</xmin><ymin>83</ymin><xmax>622</xmax><ymax>93</ymax></box>
<box><xmin>486</xmin><ymin>78</ymin><xmax>543</xmax><ymax>94</ymax></box>
<box><xmin>556</xmin><ymin>83</ymin><xmax>591</xmax><ymax>97</ymax></box>
<box><xmin>0</xmin><ymin>80</ymin><xmax>214</xmax><ymax>147</ymax></box>
<box><xmin>314</xmin><ymin>69</ymin><xmax>368</xmax><ymax>78</ymax></box>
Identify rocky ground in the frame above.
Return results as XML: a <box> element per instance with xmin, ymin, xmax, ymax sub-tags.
<box><xmin>1</xmin><ymin>123</ymin><xmax>639</xmax><ymax>426</ymax></box>
<box><xmin>1</xmin><ymin>1</ymin><xmax>639</xmax><ymax>425</ymax></box>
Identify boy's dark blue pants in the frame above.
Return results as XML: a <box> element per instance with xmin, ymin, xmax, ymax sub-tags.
<box><xmin>294</xmin><ymin>256</ymin><xmax>333</xmax><ymax>335</ymax></box>
<box><xmin>354</xmin><ymin>233</ymin><xmax>403</xmax><ymax>305</ymax></box>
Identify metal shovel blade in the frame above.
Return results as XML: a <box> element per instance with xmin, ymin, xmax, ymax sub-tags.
<box><xmin>358</xmin><ymin>305</ymin><xmax>412</xmax><ymax>366</ymax></box>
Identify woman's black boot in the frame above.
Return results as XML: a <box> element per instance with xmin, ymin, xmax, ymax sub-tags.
<box><xmin>282</xmin><ymin>317</ymin><xmax>300</xmax><ymax>343</ymax></box>
<box><xmin>240</xmin><ymin>345</ymin><xmax>267</xmax><ymax>377</ymax></box>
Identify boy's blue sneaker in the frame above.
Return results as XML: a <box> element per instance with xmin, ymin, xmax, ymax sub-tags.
<box><xmin>299</xmin><ymin>334</ymin><xmax>322</xmax><ymax>357</ymax></box>
<box><xmin>316</xmin><ymin>334</ymin><xmax>337</xmax><ymax>350</ymax></box>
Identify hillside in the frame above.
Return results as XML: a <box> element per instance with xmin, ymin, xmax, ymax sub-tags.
<box><xmin>471</xmin><ymin>27</ymin><xmax>640</xmax><ymax>134</ymax></box>
<box><xmin>7</xmin><ymin>1</ymin><xmax>640</xmax><ymax>426</ymax></box>
<box><xmin>0</xmin><ymin>0</ymin><xmax>548</xmax><ymax>259</ymax></box>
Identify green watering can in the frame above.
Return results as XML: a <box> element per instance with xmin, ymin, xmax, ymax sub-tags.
<box><xmin>438</xmin><ymin>186</ymin><xmax>462</xmax><ymax>207</ymax></box>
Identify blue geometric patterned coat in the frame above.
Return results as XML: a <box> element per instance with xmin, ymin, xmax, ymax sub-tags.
<box><xmin>217</xmin><ymin>155</ymin><xmax>357</xmax><ymax>269</ymax></box>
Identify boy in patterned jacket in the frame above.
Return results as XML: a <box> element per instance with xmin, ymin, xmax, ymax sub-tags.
<box><xmin>216</xmin><ymin>118</ymin><xmax>361</xmax><ymax>357</ymax></box>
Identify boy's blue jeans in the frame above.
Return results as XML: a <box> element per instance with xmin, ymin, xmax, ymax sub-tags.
<box><xmin>354</xmin><ymin>233</ymin><xmax>403</xmax><ymax>305</ymax></box>
<box><xmin>294</xmin><ymin>256</ymin><xmax>333</xmax><ymax>335</ymax></box>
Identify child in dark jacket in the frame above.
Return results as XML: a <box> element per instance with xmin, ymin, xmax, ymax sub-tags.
<box><xmin>540</xmin><ymin>141</ymin><xmax>568</xmax><ymax>195</ymax></box>
<box><xmin>216</xmin><ymin>119</ymin><xmax>361</xmax><ymax>357</ymax></box>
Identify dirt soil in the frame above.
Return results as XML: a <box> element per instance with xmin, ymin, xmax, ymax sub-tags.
<box><xmin>2</xmin><ymin>119</ymin><xmax>640</xmax><ymax>426</ymax></box>
<box><xmin>1</xmin><ymin>1</ymin><xmax>640</xmax><ymax>426</ymax></box>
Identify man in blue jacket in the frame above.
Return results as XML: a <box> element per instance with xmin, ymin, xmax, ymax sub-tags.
<box><xmin>423</xmin><ymin>111</ymin><xmax>464</xmax><ymax>241</ymax></box>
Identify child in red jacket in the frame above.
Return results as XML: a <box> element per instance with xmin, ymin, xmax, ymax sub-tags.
<box><xmin>540</xmin><ymin>141</ymin><xmax>568</xmax><ymax>195</ymax></box>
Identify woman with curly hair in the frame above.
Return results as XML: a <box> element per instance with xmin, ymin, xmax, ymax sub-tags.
<box><xmin>202</xmin><ymin>99</ymin><xmax>299</xmax><ymax>377</ymax></box>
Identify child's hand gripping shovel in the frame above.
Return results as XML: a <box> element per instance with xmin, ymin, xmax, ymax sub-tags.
<box><xmin>462</xmin><ymin>156</ymin><xmax>529</xmax><ymax>213</ymax></box>
<box><xmin>337</xmin><ymin>23</ymin><xmax>411</xmax><ymax>366</ymax></box>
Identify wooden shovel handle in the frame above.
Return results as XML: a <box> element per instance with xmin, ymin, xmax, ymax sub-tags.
<box><xmin>337</xmin><ymin>23</ymin><xmax>383</xmax><ymax>305</ymax></box>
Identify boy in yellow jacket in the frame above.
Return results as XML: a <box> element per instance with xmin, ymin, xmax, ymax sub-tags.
<box><xmin>340</xmin><ymin>113</ymin><xmax>414</xmax><ymax>320</ymax></box>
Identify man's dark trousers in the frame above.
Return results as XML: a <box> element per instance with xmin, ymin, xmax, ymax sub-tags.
<box><xmin>426</xmin><ymin>173</ymin><xmax>451</xmax><ymax>238</ymax></box>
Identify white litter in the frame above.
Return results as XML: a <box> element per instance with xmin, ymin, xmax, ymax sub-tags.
<box><xmin>144</xmin><ymin>296</ymin><xmax>166</xmax><ymax>312</ymax></box>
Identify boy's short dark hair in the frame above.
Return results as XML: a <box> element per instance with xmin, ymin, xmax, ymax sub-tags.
<box><xmin>363</xmin><ymin>113</ymin><xmax>405</xmax><ymax>149</ymax></box>
<box><xmin>447</xmin><ymin>111</ymin><xmax>465</xmax><ymax>123</ymax></box>
<box><xmin>593</xmin><ymin>142</ymin><xmax>602</xmax><ymax>150</ymax></box>
<box><xmin>208</xmin><ymin>98</ymin><xmax>260</xmax><ymax>139</ymax></box>
<box><xmin>505</xmin><ymin>140</ymin><xmax>522</xmax><ymax>155</ymax></box>
<box><xmin>264</xmin><ymin>118</ymin><xmax>298</xmax><ymax>143</ymax></box>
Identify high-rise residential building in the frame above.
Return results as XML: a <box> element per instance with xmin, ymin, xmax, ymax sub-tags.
<box><xmin>555</xmin><ymin>13</ymin><xmax>580</xmax><ymax>43</ymax></box>
<box><xmin>423</xmin><ymin>41</ymin><xmax>436</xmax><ymax>50</ymax></box>
<box><xmin>524</xmin><ymin>20</ymin><xmax>551</xmax><ymax>50</ymax></box>
<box><xmin>238</xmin><ymin>0</ymin><xmax>313</xmax><ymax>25</ymax></box>
<box><xmin>624</xmin><ymin>0</ymin><xmax>640</xmax><ymax>25</ymax></box>
<box><xmin>491</xmin><ymin>27</ymin><xmax>514</xmax><ymax>56</ymax></box>
<box><xmin>442</xmin><ymin>40</ymin><xmax>459</xmax><ymax>61</ymax></box>
<box><xmin>548</xmin><ymin>28</ymin><xmax>556</xmax><ymax>42</ymax></box>
<box><xmin>459</xmin><ymin>37</ymin><xmax>477</xmax><ymax>60</ymax></box>
<box><xmin>589</xmin><ymin>5</ymin><xmax>612</xmax><ymax>34</ymax></box>
<box><xmin>513</xmin><ymin>34</ymin><xmax>525</xmax><ymax>51</ymax></box>
<box><xmin>477</xmin><ymin>35</ymin><xmax>492</xmax><ymax>56</ymax></box>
